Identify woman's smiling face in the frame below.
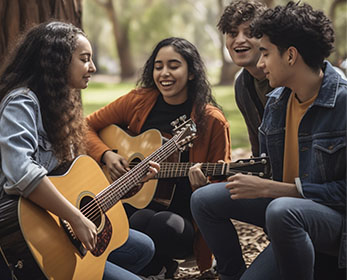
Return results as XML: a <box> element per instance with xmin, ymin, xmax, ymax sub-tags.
<box><xmin>153</xmin><ymin>46</ymin><xmax>192</xmax><ymax>105</ymax></box>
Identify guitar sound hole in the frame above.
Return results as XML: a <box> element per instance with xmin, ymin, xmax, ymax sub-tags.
<box><xmin>122</xmin><ymin>157</ymin><xmax>144</xmax><ymax>199</ymax></box>
<box><xmin>79</xmin><ymin>195</ymin><xmax>102</xmax><ymax>228</ymax></box>
<box><xmin>129</xmin><ymin>157</ymin><xmax>141</xmax><ymax>169</ymax></box>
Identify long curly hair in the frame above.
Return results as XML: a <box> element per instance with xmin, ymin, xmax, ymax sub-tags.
<box><xmin>0</xmin><ymin>21</ymin><xmax>87</xmax><ymax>163</ymax></box>
<box><xmin>137</xmin><ymin>37</ymin><xmax>221</xmax><ymax>134</ymax></box>
<box><xmin>251</xmin><ymin>1</ymin><xmax>335</xmax><ymax>71</ymax></box>
<box><xmin>217</xmin><ymin>0</ymin><xmax>267</xmax><ymax>34</ymax></box>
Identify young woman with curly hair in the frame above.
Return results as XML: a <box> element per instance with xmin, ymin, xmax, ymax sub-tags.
<box><xmin>86</xmin><ymin>37</ymin><xmax>231</xmax><ymax>278</ymax></box>
<box><xmin>0</xmin><ymin>21</ymin><xmax>158</xmax><ymax>280</ymax></box>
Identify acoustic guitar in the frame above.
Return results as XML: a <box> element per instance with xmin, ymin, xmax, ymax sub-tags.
<box><xmin>99</xmin><ymin>124</ymin><xmax>271</xmax><ymax>209</ymax></box>
<box><xmin>0</xmin><ymin>119</ymin><xmax>197</xmax><ymax>279</ymax></box>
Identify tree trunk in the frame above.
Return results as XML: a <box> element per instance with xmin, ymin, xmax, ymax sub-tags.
<box><xmin>0</xmin><ymin>0</ymin><xmax>82</xmax><ymax>64</ymax></box>
<box><xmin>329</xmin><ymin>0</ymin><xmax>345</xmax><ymax>65</ymax></box>
<box><xmin>95</xmin><ymin>0</ymin><xmax>135</xmax><ymax>80</ymax></box>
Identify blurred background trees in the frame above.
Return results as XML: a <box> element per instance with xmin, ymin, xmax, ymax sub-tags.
<box><xmin>82</xmin><ymin>0</ymin><xmax>347</xmax><ymax>84</ymax></box>
<box><xmin>0</xmin><ymin>0</ymin><xmax>346</xmax><ymax>84</ymax></box>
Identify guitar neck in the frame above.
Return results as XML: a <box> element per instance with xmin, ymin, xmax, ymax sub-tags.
<box><xmin>157</xmin><ymin>162</ymin><xmax>227</xmax><ymax>178</ymax></box>
<box><xmin>156</xmin><ymin>157</ymin><xmax>271</xmax><ymax>179</ymax></box>
<box><xmin>97</xmin><ymin>137</ymin><xmax>178</xmax><ymax>212</ymax></box>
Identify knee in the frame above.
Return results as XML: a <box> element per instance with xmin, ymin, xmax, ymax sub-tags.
<box><xmin>190</xmin><ymin>187</ymin><xmax>206</xmax><ymax>215</ymax></box>
<box><xmin>129</xmin><ymin>209</ymin><xmax>156</xmax><ymax>231</ymax></box>
<box><xmin>190</xmin><ymin>183</ymin><xmax>221</xmax><ymax>216</ymax></box>
<box><xmin>265</xmin><ymin>197</ymin><xmax>300</xmax><ymax>234</ymax></box>
<box><xmin>137</xmin><ymin>230</ymin><xmax>155</xmax><ymax>260</ymax></box>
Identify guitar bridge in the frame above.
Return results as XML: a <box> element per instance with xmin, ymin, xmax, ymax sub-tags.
<box><xmin>60</xmin><ymin>219</ymin><xmax>87</xmax><ymax>257</ymax></box>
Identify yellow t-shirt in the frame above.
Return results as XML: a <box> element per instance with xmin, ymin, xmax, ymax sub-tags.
<box><xmin>282</xmin><ymin>92</ymin><xmax>318</xmax><ymax>183</ymax></box>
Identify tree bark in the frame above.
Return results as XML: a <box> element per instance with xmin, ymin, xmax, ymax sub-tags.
<box><xmin>0</xmin><ymin>0</ymin><xmax>82</xmax><ymax>64</ymax></box>
<box><xmin>94</xmin><ymin>0</ymin><xmax>135</xmax><ymax>80</ymax></box>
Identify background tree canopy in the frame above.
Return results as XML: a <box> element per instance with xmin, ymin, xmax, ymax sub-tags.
<box><xmin>0</xmin><ymin>0</ymin><xmax>346</xmax><ymax>84</ymax></box>
<box><xmin>82</xmin><ymin>0</ymin><xmax>347</xmax><ymax>84</ymax></box>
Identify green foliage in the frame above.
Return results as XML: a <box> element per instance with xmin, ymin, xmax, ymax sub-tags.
<box><xmin>83</xmin><ymin>0</ymin><xmax>346</xmax><ymax>76</ymax></box>
<box><xmin>82</xmin><ymin>82</ymin><xmax>250</xmax><ymax>150</ymax></box>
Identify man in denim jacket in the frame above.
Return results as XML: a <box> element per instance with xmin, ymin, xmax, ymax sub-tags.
<box><xmin>191</xmin><ymin>2</ymin><xmax>346</xmax><ymax>280</ymax></box>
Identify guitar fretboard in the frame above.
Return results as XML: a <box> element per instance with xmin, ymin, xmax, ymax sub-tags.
<box><xmin>157</xmin><ymin>162</ymin><xmax>228</xmax><ymax>178</ymax></box>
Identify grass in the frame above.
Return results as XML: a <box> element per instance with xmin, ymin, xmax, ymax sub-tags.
<box><xmin>82</xmin><ymin>81</ymin><xmax>250</xmax><ymax>150</ymax></box>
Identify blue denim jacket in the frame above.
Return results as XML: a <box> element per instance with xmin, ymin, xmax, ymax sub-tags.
<box><xmin>0</xmin><ymin>88</ymin><xmax>58</xmax><ymax>197</ymax></box>
<box><xmin>259</xmin><ymin>61</ymin><xmax>346</xmax><ymax>266</ymax></box>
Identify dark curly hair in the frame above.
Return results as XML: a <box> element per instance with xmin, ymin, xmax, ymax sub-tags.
<box><xmin>0</xmin><ymin>21</ymin><xmax>88</xmax><ymax>163</ymax></box>
<box><xmin>217</xmin><ymin>0</ymin><xmax>267</xmax><ymax>34</ymax></box>
<box><xmin>251</xmin><ymin>1</ymin><xmax>335</xmax><ymax>70</ymax></box>
<box><xmin>137</xmin><ymin>37</ymin><xmax>221</xmax><ymax>135</ymax></box>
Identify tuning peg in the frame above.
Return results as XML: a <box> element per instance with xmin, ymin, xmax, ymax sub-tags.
<box><xmin>179</xmin><ymin>115</ymin><xmax>187</xmax><ymax>122</ymax></box>
<box><xmin>171</xmin><ymin>119</ymin><xmax>179</xmax><ymax>128</ymax></box>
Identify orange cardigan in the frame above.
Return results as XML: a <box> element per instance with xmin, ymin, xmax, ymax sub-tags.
<box><xmin>85</xmin><ymin>88</ymin><xmax>231</xmax><ymax>272</ymax></box>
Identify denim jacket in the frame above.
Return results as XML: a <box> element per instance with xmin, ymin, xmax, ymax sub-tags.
<box><xmin>259</xmin><ymin>61</ymin><xmax>346</xmax><ymax>267</ymax></box>
<box><xmin>0</xmin><ymin>88</ymin><xmax>58</xmax><ymax>198</ymax></box>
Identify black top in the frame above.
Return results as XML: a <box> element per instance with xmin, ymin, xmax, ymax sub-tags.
<box><xmin>141</xmin><ymin>94</ymin><xmax>193</xmax><ymax>220</ymax></box>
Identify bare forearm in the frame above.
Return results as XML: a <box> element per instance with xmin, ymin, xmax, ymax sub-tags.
<box><xmin>263</xmin><ymin>179</ymin><xmax>302</xmax><ymax>198</ymax></box>
<box><xmin>227</xmin><ymin>174</ymin><xmax>302</xmax><ymax>199</ymax></box>
<box><xmin>27</xmin><ymin>176</ymin><xmax>81</xmax><ymax>223</ymax></box>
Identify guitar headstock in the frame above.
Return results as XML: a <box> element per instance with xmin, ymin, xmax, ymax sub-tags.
<box><xmin>172</xmin><ymin>118</ymin><xmax>197</xmax><ymax>151</ymax></box>
<box><xmin>226</xmin><ymin>156</ymin><xmax>272</xmax><ymax>178</ymax></box>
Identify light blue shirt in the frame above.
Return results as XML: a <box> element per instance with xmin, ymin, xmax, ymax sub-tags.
<box><xmin>0</xmin><ymin>88</ymin><xmax>58</xmax><ymax>197</ymax></box>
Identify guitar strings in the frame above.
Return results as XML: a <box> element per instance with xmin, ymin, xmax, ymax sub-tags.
<box><xmin>82</xmin><ymin>143</ymin><xmax>179</xmax><ymax>224</ymax></box>
<box><xmin>79</xmin><ymin>135</ymin><xmax>182</xmax><ymax>224</ymax></box>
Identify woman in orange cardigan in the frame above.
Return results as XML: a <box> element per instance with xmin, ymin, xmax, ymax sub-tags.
<box><xmin>86</xmin><ymin>37</ymin><xmax>231</xmax><ymax>278</ymax></box>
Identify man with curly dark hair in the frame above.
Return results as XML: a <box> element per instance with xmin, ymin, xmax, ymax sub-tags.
<box><xmin>217</xmin><ymin>0</ymin><xmax>271</xmax><ymax>157</ymax></box>
<box><xmin>191</xmin><ymin>2</ymin><xmax>346</xmax><ymax>279</ymax></box>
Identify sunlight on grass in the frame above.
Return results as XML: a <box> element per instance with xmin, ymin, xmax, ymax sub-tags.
<box><xmin>82</xmin><ymin>82</ymin><xmax>250</xmax><ymax>150</ymax></box>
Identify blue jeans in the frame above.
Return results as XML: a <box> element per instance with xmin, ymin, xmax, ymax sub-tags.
<box><xmin>191</xmin><ymin>183</ymin><xmax>344</xmax><ymax>280</ymax></box>
<box><xmin>190</xmin><ymin>182</ymin><xmax>272</xmax><ymax>280</ymax></box>
<box><xmin>103</xmin><ymin>229</ymin><xmax>155</xmax><ymax>280</ymax></box>
<box><xmin>265</xmin><ymin>197</ymin><xmax>344</xmax><ymax>280</ymax></box>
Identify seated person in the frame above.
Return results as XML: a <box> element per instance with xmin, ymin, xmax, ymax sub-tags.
<box><xmin>85</xmin><ymin>37</ymin><xmax>231</xmax><ymax>278</ymax></box>
<box><xmin>0</xmin><ymin>21</ymin><xmax>158</xmax><ymax>280</ymax></box>
<box><xmin>191</xmin><ymin>2</ymin><xmax>346</xmax><ymax>280</ymax></box>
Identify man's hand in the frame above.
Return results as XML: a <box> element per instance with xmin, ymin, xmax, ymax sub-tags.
<box><xmin>226</xmin><ymin>173</ymin><xmax>300</xmax><ymax>199</ymax></box>
<box><xmin>226</xmin><ymin>173</ymin><xmax>269</xmax><ymax>199</ymax></box>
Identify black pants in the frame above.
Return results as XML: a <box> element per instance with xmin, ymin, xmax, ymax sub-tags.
<box><xmin>129</xmin><ymin>209</ymin><xmax>194</xmax><ymax>276</ymax></box>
